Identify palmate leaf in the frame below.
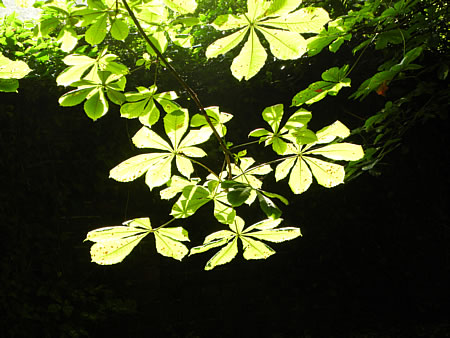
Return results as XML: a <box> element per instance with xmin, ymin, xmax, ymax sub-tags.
<box><xmin>191</xmin><ymin>217</ymin><xmax>301</xmax><ymax>270</ymax></box>
<box><xmin>85</xmin><ymin>217</ymin><xmax>152</xmax><ymax>265</ymax></box>
<box><xmin>110</xmin><ymin>112</ymin><xmax>211</xmax><ymax>190</ymax></box>
<box><xmin>275</xmin><ymin>120</ymin><xmax>364</xmax><ymax>194</ymax></box>
<box><xmin>85</xmin><ymin>217</ymin><xmax>190</xmax><ymax>263</ymax></box>
<box><xmin>249</xmin><ymin>104</ymin><xmax>312</xmax><ymax>155</ymax></box>
<box><xmin>121</xmin><ymin>85</ymin><xmax>179</xmax><ymax>126</ymax></box>
<box><xmin>206</xmin><ymin>0</ymin><xmax>329</xmax><ymax>80</ymax></box>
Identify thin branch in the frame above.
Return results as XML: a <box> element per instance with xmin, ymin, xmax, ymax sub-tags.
<box><xmin>120</xmin><ymin>0</ymin><xmax>233</xmax><ymax>177</ymax></box>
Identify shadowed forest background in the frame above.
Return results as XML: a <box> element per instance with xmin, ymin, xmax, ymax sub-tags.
<box><xmin>1</xmin><ymin>0</ymin><xmax>449</xmax><ymax>337</ymax></box>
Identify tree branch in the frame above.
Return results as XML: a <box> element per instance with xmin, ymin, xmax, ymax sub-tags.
<box><xmin>120</xmin><ymin>0</ymin><xmax>233</xmax><ymax>178</ymax></box>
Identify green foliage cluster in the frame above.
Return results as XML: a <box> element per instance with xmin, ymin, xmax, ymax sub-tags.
<box><xmin>1</xmin><ymin>0</ymin><xmax>448</xmax><ymax>270</ymax></box>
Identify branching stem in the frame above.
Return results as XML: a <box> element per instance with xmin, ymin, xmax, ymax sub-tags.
<box><xmin>120</xmin><ymin>0</ymin><xmax>233</xmax><ymax>177</ymax></box>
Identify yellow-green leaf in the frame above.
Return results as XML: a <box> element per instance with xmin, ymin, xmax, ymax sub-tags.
<box><xmin>246</xmin><ymin>227</ymin><xmax>302</xmax><ymax>242</ymax></box>
<box><xmin>263</xmin><ymin>7</ymin><xmax>329</xmax><ymax>33</ymax></box>
<box><xmin>58</xmin><ymin>27</ymin><xmax>78</xmax><ymax>53</ymax></box>
<box><xmin>257</xmin><ymin>26</ymin><xmax>306</xmax><ymax>60</ymax></box>
<box><xmin>178</xmin><ymin>129</ymin><xmax>212</xmax><ymax>148</ymax></box>
<box><xmin>288</xmin><ymin>157</ymin><xmax>313</xmax><ymax>194</ymax></box>
<box><xmin>163</xmin><ymin>0</ymin><xmax>197</xmax><ymax>14</ymax></box>
<box><xmin>206</xmin><ymin>27</ymin><xmax>249</xmax><ymax>58</ymax></box>
<box><xmin>84</xmin><ymin>89</ymin><xmax>108</xmax><ymax>121</ymax></box>
<box><xmin>275</xmin><ymin>156</ymin><xmax>296</xmax><ymax>181</ymax></box>
<box><xmin>160</xmin><ymin>175</ymin><xmax>193</xmax><ymax>200</ymax></box>
<box><xmin>241</xmin><ymin>236</ymin><xmax>275</xmax><ymax>260</ymax></box>
<box><xmin>204</xmin><ymin>230</ymin><xmax>235</xmax><ymax>244</ymax></box>
<box><xmin>243</xmin><ymin>218</ymin><xmax>283</xmax><ymax>232</ymax></box>
<box><xmin>306</xmin><ymin>143</ymin><xmax>364</xmax><ymax>161</ymax></box>
<box><xmin>58</xmin><ymin>87</ymin><xmax>94</xmax><ymax>107</ymax></box>
<box><xmin>176</xmin><ymin>155</ymin><xmax>194</xmax><ymax>178</ymax></box>
<box><xmin>132</xmin><ymin>126</ymin><xmax>172</xmax><ymax>151</ymax></box>
<box><xmin>190</xmin><ymin>237</ymin><xmax>230</xmax><ymax>255</ymax></box>
<box><xmin>0</xmin><ymin>54</ymin><xmax>31</xmax><ymax>79</ymax></box>
<box><xmin>111</xmin><ymin>18</ymin><xmax>129</xmax><ymax>41</ymax></box>
<box><xmin>90</xmin><ymin>233</ymin><xmax>149</xmax><ymax>265</ymax></box>
<box><xmin>154</xmin><ymin>231</ymin><xmax>189</xmax><ymax>261</ymax></box>
<box><xmin>303</xmin><ymin>156</ymin><xmax>345</xmax><ymax>188</ymax></box>
<box><xmin>156</xmin><ymin>227</ymin><xmax>190</xmax><ymax>242</ymax></box>
<box><xmin>205</xmin><ymin>237</ymin><xmax>238</xmax><ymax>270</ymax></box>
<box><xmin>231</xmin><ymin>27</ymin><xmax>267</xmax><ymax>81</ymax></box>
<box><xmin>85</xmin><ymin>13</ymin><xmax>108</xmax><ymax>45</ymax></box>
<box><xmin>315</xmin><ymin>120</ymin><xmax>350</xmax><ymax>144</ymax></box>
<box><xmin>145</xmin><ymin>154</ymin><xmax>174</xmax><ymax>190</ymax></box>
<box><xmin>164</xmin><ymin>109</ymin><xmax>189</xmax><ymax>148</ymax></box>
<box><xmin>110</xmin><ymin>153</ymin><xmax>171</xmax><ymax>182</ymax></box>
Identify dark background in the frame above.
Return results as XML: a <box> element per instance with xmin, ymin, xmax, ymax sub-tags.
<box><xmin>1</xmin><ymin>47</ymin><xmax>449</xmax><ymax>337</ymax></box>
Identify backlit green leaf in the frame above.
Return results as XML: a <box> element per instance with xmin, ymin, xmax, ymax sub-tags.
<box><xmin>110</xmin><ymin>153</ymin><xmax>171</xmax><ymax>182</ymax></box>
<box><xmin>231</xmin><ymin>27</ymin><xmax>267</xmax><ymax>81</ymax></box>
<box><xmin>241</xmin><ymin>236</ymin><xmax>275</xmax><ymax>260</ymax></box>
<box><xmin>205</xmin><ymin>237</ymin><xmax>238</xmax><ymax>270</ymax></box>
<box><xmin>315</xmin><ymin>120</ymin><xmax>350</xmax><ymax>144</ymax></box>
<box><xmin>175</xmin><ymin>155</ymin><xmax>194</xmax><ymax>178</ymax></box>
<box><xmin>160</xmin><ymin>175</ymin><xmax>194</xmax><ymax>200</ymax></box>
<box><xmin>306</xmin><ymin>143</ymin><xmax>364</xmax><ymax>161</ymax></box>
<box><xmin>132</xmin><ymin>126</ymin><xmax>172</xmax><ymax>151</ymax></box>
<box><xmin>0</xmin><ymin>54</ymin><xmax>31</xmax><ymax>79</ymax></box>
<box><xmin>178</xmin><ymin>129</ymin><xmax>212</xmax><ymax>148</ymax></box>
<box><xmin>145</xmin><ymin>154</ymin><xmax>174</xmax><ymax>190</ymax></box>
<box><xmin>288</xmin><ymin>157</ymin><xmax>313</xmax><ymax>194</ymax></box>
<box><xmin>257</xmin><ymin>193</ymin><xmax>282</xmax><ymax>219</ymax></box>
<box><xmin>243</xmin><ymin>218</ymin><xmax>283</xmax><ymax>232</ymax></box>
<box><xmin>86</xmin><ymin>218</ymin><xmax>152</xmax><ymax>265</ymax></box>
<box><xmin>90</xmin><ymin>233</ymin><xmax>148</xmax><ymax>265</ymax></box>
<box><xmin>163</xmin><ymin>0</ymin><xmax>197</xmax><ymax>14</ymax></box>
<box><xmin>262</xmin><ymin>103</ymin><xmax>284</xmax><ymax>133</ymax></box>
<box><xmin>189</xmin><ymin>237</ymin><xmax>230</xmax><ymax>255</ymax></box>
<box><xmin>84</xmin><ymin>89</ymin><xmax>108</xmax><ymax>120</ymax></box>
<box><xmin>164</xmin><ymin>109</ymin><xmax>189</xmax><ymax>148</ymax></box>
<box><xmin>85</xmin><ymin>13</ymin><xmax>108</xmax><ymax>45</ymax></box>
<box><xmin>171</xmin><ymin>185</ymin><xmax>210</xmax><ymax>218</ymax></box>
<box><xmin>303</xmin><ymin>156</ymin><xmax>345</xmax><ymax>188</ymax></box>
<box><xmin>59</xmin><ymin>27</ymin><xmax>78</xmax><ymax>53</ymax></box>
<box><xmin>263</xmin><ymin>7</ymin><xmax>329</xmax><ymax>33</ymax></box>
<box><xmin>206</xmin><ymin>27</ymin><xmax>249</xmax><ymax>58</ymax></box>
<box><xmin>58</xmin><ymin>87</ymin><xmax>94</xmax><ymax>107</ymax></box>
<box><xmin>258</xmin><ymin>26</ymin><xmax>306</xmax><ymax>60</ymax></box>
<box><xmin>110</xmin><ymin>18</ymin><xmax>129</xmax><ymax>41</ymax></box>
<box><xmin>157</xmin><ymin>227</ymin><xmax>190</xmax><ymax>242</ymax></box>
<box><xmin>246</xmin><ymin>227</ymin><xmax>301</xmax><ymax>243</ymax></box>
<box><xmin>0</xmin><ymin>79</ymin><xmax>18</xmax><ymax>92</ymax></box>
<box><xmin>227</xmin><ymin>186</ymin><xmax>253</xmax><ymax>207</ymax></box>
<box><xmin>266</xmin><ymin>0</ymin><xmax>302</xmax><ymax>16</ymax></box>
<box><xmin>154</xmin><ymin>230</ymin><xmax>189</xmax><ymax>261</ymax></box>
